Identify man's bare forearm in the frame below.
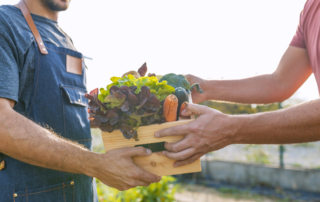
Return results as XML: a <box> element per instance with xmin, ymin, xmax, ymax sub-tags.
<box><xmin>0</xmin><ymin>107</ymin><xmax>98</xmax><ymax>177</ymax></box>
<box><xmin>203</xmin><ymin>74</ymin><xmax>287</xmax><ymax>104</ymax></box>
<box><xmin>233</xmin><ymin>99</ymin><xmax>320</xmax><ymax>144</ymax></box>
<box><xmin>189</xmin><ymin>47</ymin><xmax>312</xmax><ymax>104</ymax></box>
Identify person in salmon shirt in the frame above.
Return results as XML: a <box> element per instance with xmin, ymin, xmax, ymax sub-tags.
<box><xmin>155</xmin><ymin>0</ymin><xmax>320</xmax><ymax>168</ymax></box>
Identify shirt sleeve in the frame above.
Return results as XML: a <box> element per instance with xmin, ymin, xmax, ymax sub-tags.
<box><xmin>0</xmin><ymin>26</ymin><xmax>19</xmax><ymax>102</ymax></box>
<box><xmin>290</xmin><ymin>11</ymin><xmax>306</xmax><ymax>49</ymax></box>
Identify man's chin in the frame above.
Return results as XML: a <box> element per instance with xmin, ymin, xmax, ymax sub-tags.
<box><xmin>42</xmin><ymin>0</ymin><xmax>71</xmax><ymax>12</ymax></box>
<box><xmin>59</xmin><ymin>0</ymin><xmax>71</xmax><ymax>10</ymax></box>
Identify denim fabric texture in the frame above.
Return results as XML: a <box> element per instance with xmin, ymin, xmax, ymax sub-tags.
<box><xmin>0</xmin><ymin>5</ymin><xmax>77</xmax><ymax>114</ymax></box>
<box><xmin>0</xmin><ymin>41</ymin><xmax>98</xmax><ymax>202</ymax></box>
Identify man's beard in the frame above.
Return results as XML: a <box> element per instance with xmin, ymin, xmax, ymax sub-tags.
<box><xmin>41</xmin><ymin>0</ymin><xmax>70</xmax><ymax>12</ymax></box>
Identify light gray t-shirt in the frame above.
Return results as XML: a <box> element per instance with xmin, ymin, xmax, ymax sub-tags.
<box><xmin>0</xmin><ymin>5</ymin><xmax>76</xmax><ymax>115</ymax></box>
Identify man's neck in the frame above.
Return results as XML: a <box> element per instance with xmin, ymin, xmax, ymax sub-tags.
<box><xmin>16</xmin><ymin>0</ymin><xmax>59</xmax><ymax>21</ymax></box>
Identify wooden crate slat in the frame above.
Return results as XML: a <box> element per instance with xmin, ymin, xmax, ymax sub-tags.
<box><xmin>133</xmin><ymin>154</ymin><xmax>201</xmax><ymax>176</ymax></box>
<box><xmin>101</xmin><ymin>119</ymin><xmax>202</xmax><ymax>176</ymax></box>
<box><xmin>102</xmin><ymin>119</ymin><xmax>193</xmax><ymax>151</ymax></box>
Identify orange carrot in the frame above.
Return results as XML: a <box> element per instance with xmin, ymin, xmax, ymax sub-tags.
<box><xmin>179</xmin><ymin>101</ymin><xmax>189</xmax><ymax>117</ymax></box>
<box><xmin>163</xmin><ymin>94</ymin><xmax>178</xmax><ymax>122</ymax></box>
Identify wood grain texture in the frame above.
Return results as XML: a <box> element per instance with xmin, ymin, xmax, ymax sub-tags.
<box><xmin>101</xmin><ymin>119</ymin><xmax>202</xmax><ymax>176</ymax></box>
<box><xmin>102</xmin><ymin>119</ymin><xmax>193</xmax><ymax>151</ymax></box>
<box><xmin>133</xmin><ymin>153</ymin><xmax>201</xmax><ymax>176</ymax></box>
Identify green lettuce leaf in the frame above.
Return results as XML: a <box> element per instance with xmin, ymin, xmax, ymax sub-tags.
<box><xmin>99</xmin><ymin>75</ymin><xmax>175</xmax><ymax>102</ymax></box>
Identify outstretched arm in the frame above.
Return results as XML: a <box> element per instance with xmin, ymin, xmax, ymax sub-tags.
<box><xmin>155</xmin><ymin>100</ymin><xmax>320</xmax><ymax>167</ymax></box>
<box><xmin>155</xmin><ymin>46</ymin><xmax>318</xmax><ymax>167</ymax></box>
<box><xmin>187</xmin><ymin>46</ymin><xmax>312</xmax><ymax>104</ymax></box>
<box><xmin>0</xmin><ymin>98</ymin><xmax>161</xmax><ymax>190</ymax></box>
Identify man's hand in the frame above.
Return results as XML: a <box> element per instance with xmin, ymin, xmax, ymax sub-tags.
<box><xmin>93</xmin><ymin>147</ymin><xmax>162</xmax><ymax>191</ymax></box>
<box><xmin>154</xmin><ymin>103</ymin><xmax>236</xmax><ymax>167</ymax></box>
<box><xmin>154</xmin><ymin>99</ymin><xmax>320</xmax><ymax>168</ymax></box>
<box><xmin>185</xmin><ymin>74</ymin><xmax>208</xmax><ymax>104</ymax></box>
<box><xmin>0</xmin><ymin>98</ymin><xmax>160</xmax><ymax>191</ymax></box>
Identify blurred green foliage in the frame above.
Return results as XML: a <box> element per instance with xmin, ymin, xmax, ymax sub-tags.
<box><xmin>96</xmin><ymin>176</ymin><xmax>178</xmax><ymax>202</ymax></box>
<box><xmin>246</xmin><ymin>149</ymin><xmax>270</xmax><ymax>164</ymax></box>
<box><xmin>244</xmin><ymin>145</ymin><xmax>270</xmax><ymax>164</ymax></box>
<box><xmin>200</xmin><ymin>100</ymin><xmax>281</xmax><ymax>114</ymax></box>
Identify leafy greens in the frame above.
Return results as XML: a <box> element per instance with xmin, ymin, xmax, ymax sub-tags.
<box><xmin>85</xmin><ymin>75</ymin><xmax>173</xmax><ymax>140</ymax></box>
<box><xmin>98</xmin><ymin>75</ymin><xmax>175</xmax><ymax>103</ymax></box>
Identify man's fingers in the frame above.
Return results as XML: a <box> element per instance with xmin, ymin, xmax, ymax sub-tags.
<box><xmin>162</xmin><ymin>147</ymin><xmax>196</xmax><ymax>161</ymax></box>
<box><xmin>125</xmin><ymin>146</ymin><xmax>152</xmax><ymax>157</ymax></box>
<box><xmin>133</xmin><ymin>180</ymin><xmax>150</xmax><ymax>187</ymax></box>
<box><xmin>181</xmin><ymin>103</ymin><xmax>208</xmax><ymax>117</ymax></box>
<box><xmin>155</xmin><ymin>124</ymin><xmax>189</xmax><ymax>138</ymax></box>
<box><xmin>173</xmin><ymin>152</ymin><xmax>204</xmax><ymax>168</ymax></box>
<box><xmin>138</xmin><ymin>170</ymin><xmax>162</xmax><ymax>184</ymax></box>
<box><xmin>164</xmin><ymin>137</ymin><xmax>192</xmax><ymax>152</ymax></box>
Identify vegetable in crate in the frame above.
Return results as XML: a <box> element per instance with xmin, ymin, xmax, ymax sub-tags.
<box><xmin>174</xmin><ymin>87</ymin><xmax>189</xmax><ymax>120</ymax></box>
<box><xmin>159</xmin><ymin>73</ymin><xmax>204</xmax><ymax>94</ymax></box>
<box><xmin>163</xmin><ymin>94</ymin><xmax>178</xmax><ymax>122</ymax></box>
<box><xmin>85</xmin><ymin>74</ymin><xmax>175</xmax><ymax>140</ymax></box>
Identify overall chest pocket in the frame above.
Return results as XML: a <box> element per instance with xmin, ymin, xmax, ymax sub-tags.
<box><xmin>14</xmin><ymin>180</ymin><xmax>74</xmax><ymax>202</ymax></box>
<box><xmin>60</xmin><ymin>84</ymin><xmax>91</xmax><ymax>144</ymax></box>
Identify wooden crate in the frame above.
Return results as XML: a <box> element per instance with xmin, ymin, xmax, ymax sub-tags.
<box><xmin>101</xmin><ymin>119</ymin><xmax>202</xmax><ymax>176</ymax></box>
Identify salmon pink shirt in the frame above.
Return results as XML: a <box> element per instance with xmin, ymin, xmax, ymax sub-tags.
<box><xmin>290</xmin><ymin>0</ymin><xmax>320</xmax><ymax>94</ymax></box>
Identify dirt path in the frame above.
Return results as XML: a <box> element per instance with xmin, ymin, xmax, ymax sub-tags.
<box><xmin>175</xmin><ymin>184</ymin><xmax>284</xmax><ymax>202</ymax></box>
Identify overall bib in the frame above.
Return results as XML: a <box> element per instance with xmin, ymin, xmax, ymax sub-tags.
<box><xmin>0</xmin><ymin>1</ymin><xmax>98</xmax><ymax>201</ymax></box>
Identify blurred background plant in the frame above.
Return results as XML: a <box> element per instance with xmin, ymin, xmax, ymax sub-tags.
<box><xmin>96</xmin><ymin>176</ymin><xmax>178</xmax><ymax>202</ymax></box>
<box><xmin>244</xmin><ymin>145</ymin><xmax>271</xmax><ymax>165</ymax></box>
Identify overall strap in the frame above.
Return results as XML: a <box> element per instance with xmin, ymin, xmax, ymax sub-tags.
<box><xmin>18</xmin><ymin>0</ymin><xmax>48</xmax><ymax>55</ymax></box>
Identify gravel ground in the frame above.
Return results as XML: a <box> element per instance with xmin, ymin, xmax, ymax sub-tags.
<box><xmin>175</xmin><ymin>184</ymin><xmax>287</xmax><ymax>202</ymax></box>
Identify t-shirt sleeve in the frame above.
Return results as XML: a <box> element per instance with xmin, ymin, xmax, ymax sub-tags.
<box><xmin>0</xmin><ymin>26</ymin><xmax>19</xmax><ymax>102</ymax></box>
<box><xmin>290</xmin><ymin>11</ymin><xmax>306</xmax><ymax>48</ymax></box>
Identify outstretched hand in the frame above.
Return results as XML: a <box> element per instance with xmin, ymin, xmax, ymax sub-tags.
<box><xmin>96</xmin><ymin>147</ymin><xmax>162</xmax><ymax>191</ymax></box>
<box><xmin>185</xmin><ymin>74</ymin><xmax>207</xmax><ymax>104</ymax></box>
<box><xmin>155</xmin><ymin>103</ymin><xmax>237</xmax><ymax>167</ymax></box>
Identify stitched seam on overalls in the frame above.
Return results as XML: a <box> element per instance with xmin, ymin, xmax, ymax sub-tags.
<box><xmin>28</xmin><ymin>48</ymin><xmax>40</xmax><ymax>117</ymax></box>
<box><xmin>47</xmin><ymin>47</ymin><xmax>82</xmax><ymax>58</ymax></box>
<box><xmin>61</xmin><ymin>91</ymin><xmax>67</xmax><ymax>137</ymax></box>
<box><xmin>62</xmin><ymin>85</ymin><xmax>86</xmax><ymax>93</ymax></box>
<box><xmin>73</xmin><ymin>182</ymin><xmax>75</xmax><ymax>202</ymax></box>
<box><xmin>46</xmin><ymin>47</ymin><xmax>69</xmax><ymax>55</ymax></box>
<box><xmin>63</xmin><ymin>183</ymin><xmax>66</xmax><ymax>202</ymax></box>
<box><xmin>26</xmin><ymin>188</ymin><xmax>28</xmax><ymax>202</ymax></box>
<box><xmin>16</xmin><ymin>184</ymin><xmax>73</xmax><ymax>197</ymax></box>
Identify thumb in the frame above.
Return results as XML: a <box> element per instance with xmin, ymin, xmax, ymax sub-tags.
<box><xmin>181</xmin><ymin>103</ymin><xmax>208</xmax><ymax>117</ymax></box>
<box><xmin>126</xmin><ymin>146</ymin><xmax>152</xmax><ymax>157</ymax></box>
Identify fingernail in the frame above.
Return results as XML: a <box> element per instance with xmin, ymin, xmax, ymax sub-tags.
<box><xmin>173</xmin><ymin>163</ymin><xmax>178</xmax><ymax>168</ymax></box>
<box><xmin>146</xmin><ymin>149</ymin><xmax>152</xmax><ymax>155</ymax></box>
<box><xmin>162</xmin><ymin>151</ymin><xmax>166</xmax><ymax>155</ymax></box>
<box><xmin>155</xmin><ymin>133</ymin><xmax>159</xmax><ymax>138</ymax></box>
<box><xmin>158</xmin><ymin>176</ymin><xmax>162</xmax><ymax>181</ymax></box>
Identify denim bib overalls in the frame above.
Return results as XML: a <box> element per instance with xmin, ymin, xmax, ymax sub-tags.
<box><xmin>0</xmin><ymin>1</ymin><xmax>98</xmax><ymax>201</ymax></box>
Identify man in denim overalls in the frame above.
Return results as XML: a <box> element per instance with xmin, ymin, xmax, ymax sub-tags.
<box><xmin>0</xmin><ymin>0</ymin><xmax>161</xmax><ymax>201</ymax></box>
